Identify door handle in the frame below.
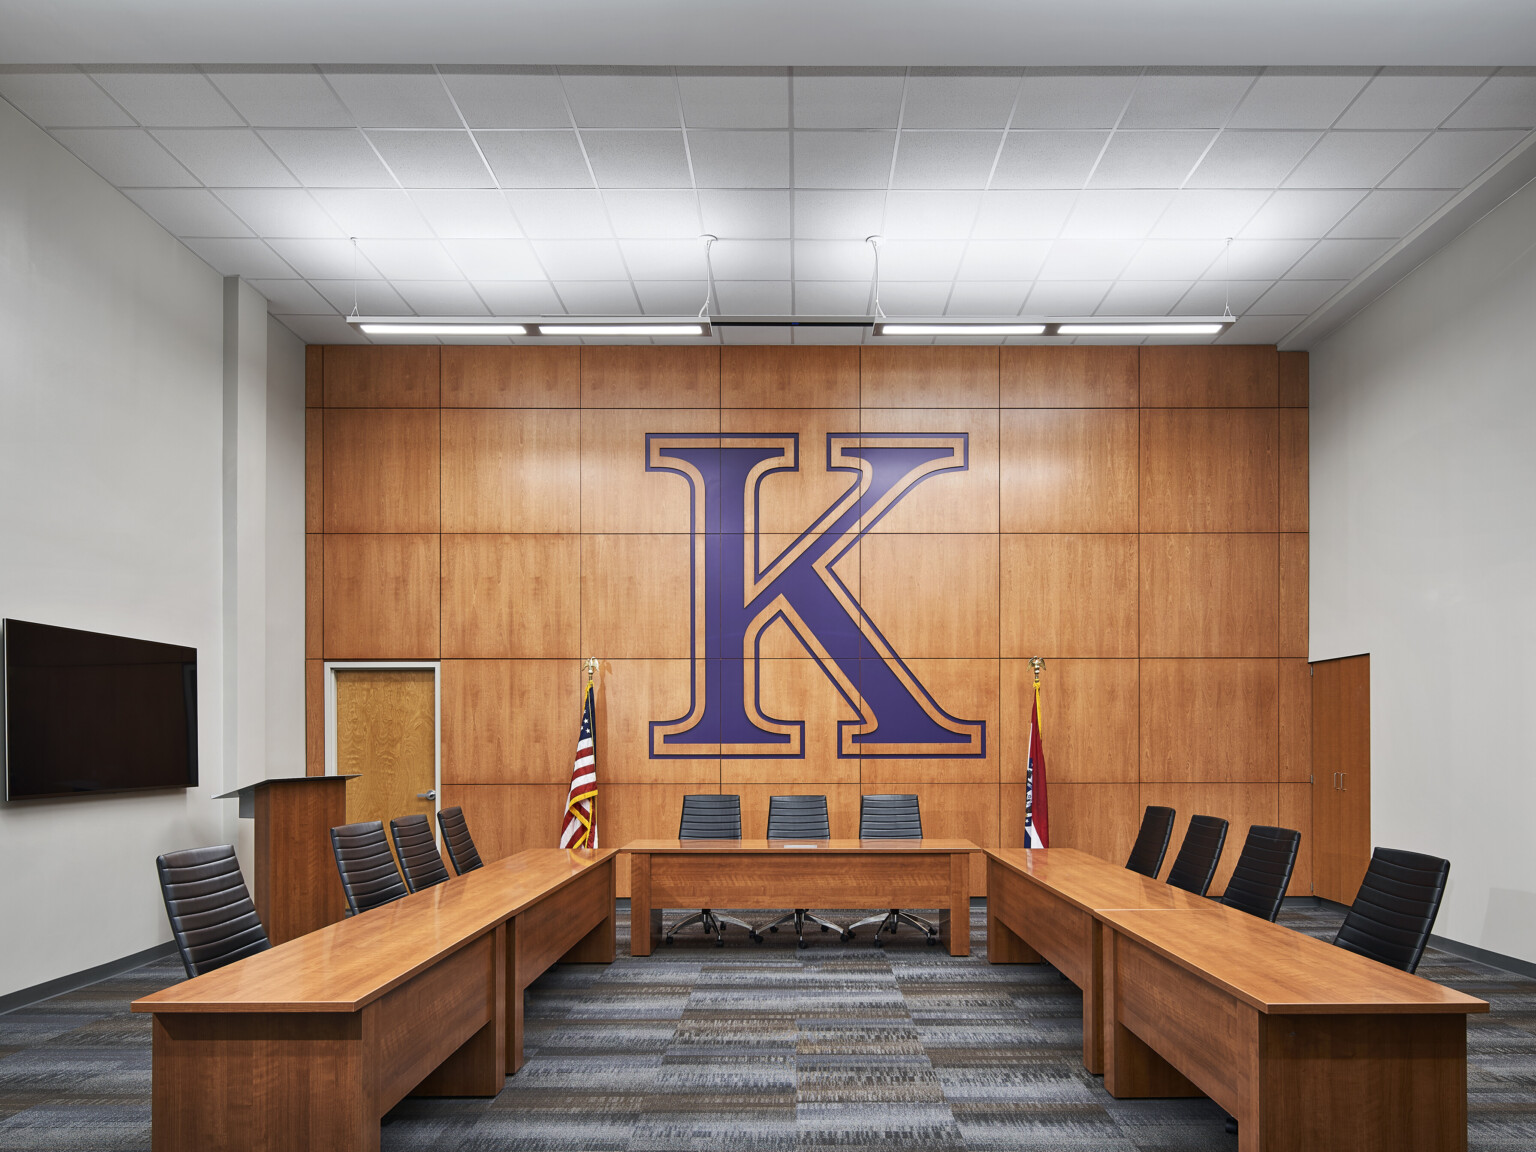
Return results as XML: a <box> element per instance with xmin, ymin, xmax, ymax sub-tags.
<box><xmin>1339</xmin><ymin>773</ymin><xmax>1345</xmax><ymax>792</ymax></box>
<box><xmin>418</xmin><ymin>790</ymin><xmax>437</xmax><ymax>801</ymax></box>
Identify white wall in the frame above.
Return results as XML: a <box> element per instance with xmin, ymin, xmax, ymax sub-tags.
<box><xmin>0</xmin><ymin>98</ymin><xmax>227</xmax><ymax>995</ymax></box>
<box><xmin>265</xmin><ymin>319</ymin><xmax>306</xmax><ymax>778</ymax></box>
<box><xmin>1311</xmin><ymin>176</ymin><xmax>1536</xmax><ymax>964</ymax></box>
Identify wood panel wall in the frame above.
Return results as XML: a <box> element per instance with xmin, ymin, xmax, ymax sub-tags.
<box><xmin>305</xmin><ymin>343</ymin><xmax>1310</xmax><ymax>899</ymax></box>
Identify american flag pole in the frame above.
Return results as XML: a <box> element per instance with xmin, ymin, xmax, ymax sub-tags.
<box><xmin>560</xmin><ymin>658</ymin><xmax>600</xmax><ymax>850</ymax></box>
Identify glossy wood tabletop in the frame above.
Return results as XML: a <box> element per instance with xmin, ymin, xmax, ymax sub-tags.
<box><xmin>1100</xmin><ymin>904</ymin><xmax>1488</xmax><ymax>1015</ymax></box>
<box><xmin>624</xmin><ymin>839</ymin><xmax>978</xmax><ymax>853</ymax></box>
<box><xmin>134</xmin><ymin>847</ymin><xmax>614</xmax><ymax>1013</ymax></box>
<box><xmin>986</xmin><ymin>847</ymin><xmax>1212</xmax><ymax>912</ymax></box>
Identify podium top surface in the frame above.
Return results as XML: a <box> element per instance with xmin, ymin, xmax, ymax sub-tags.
<box><xmin>213</xmin><ymin>775</ymin><xmax>358</xmax><ymax>801</ymax></box>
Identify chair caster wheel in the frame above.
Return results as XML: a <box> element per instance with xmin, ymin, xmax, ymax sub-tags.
<box><xmin>840</xmin><ymin>930</ymin><xmax>853</xmax><ymax>942</ymax></box>
<box><xmin>926</xmin><ymin>935</ymin><xmax>939</xmax><ymax>946</ymax></box>
<box><xmin>665</xmin><ymin>935</ymin><xmax>674</xmax><ymax>945</ymax></box>
<box><xmin>768</xmin><ymin>925</ymin><xmax>778</xmax><ymax>933</ymax></box>
<box><xmin>798</xmin><ymin>937</ymin><xmax>808</xmax><ymax>949</ymax></box>
<box><xmin>750</xmin><ymin>932</ymin><xmax>763</xmax><ymax>943</ymax></box>
<box><xmin>714</xmin><ymin>937</ymin><xmax>724</xmax><ymax>948</ymax></box>
<box><xmin>873</xmin><ymin>937</ymin><xmax>883</xmax><ymax>948</ymax></box>
<box><xmin>820</xmin><ymin>924</ymin><xmax>830</xmax><ymax>932</ymax></box>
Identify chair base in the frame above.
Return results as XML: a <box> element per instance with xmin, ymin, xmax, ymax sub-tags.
<box><xmin>847</xmin><ymin>908</ymin><xmax>939</xmax><ymax>947</ymax></box>
<box><xmin>757</xmin><ymin>909</ymin><xmax>850</xmax><ymax>947</ymax></box>
<box><xmin>664</xmin><ymin>908</ymin><xmax>762</xmax><ymax>947</ymax></box>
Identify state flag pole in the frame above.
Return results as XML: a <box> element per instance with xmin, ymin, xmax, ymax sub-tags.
<box><xmin>1023</xmin><ymin>657</ymin><xmax>1050</xmax><ymax>849</ymax></box>
<box><xmin>560</xmin><ymin>657</ymin><xmax>600</xmax><ymax>850</ymax></box>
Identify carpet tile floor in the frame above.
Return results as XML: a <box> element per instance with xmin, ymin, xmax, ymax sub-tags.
<box><xmin>0</xmin><ymin>902</ymin><xmax>1531</xmax><ymax>1150</ymax></box>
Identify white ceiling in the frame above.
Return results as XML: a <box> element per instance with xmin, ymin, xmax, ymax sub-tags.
<box><xmin>2</xmin><ymin>2</ymin><xmax>1535</xmax><ymax>66</ymax></box>
<box><xmin>4</xmin><ymin>64</ymin><xmax>1535</xmax><ymax>347</ymax></box>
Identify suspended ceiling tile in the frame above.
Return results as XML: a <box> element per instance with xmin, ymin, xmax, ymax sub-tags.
<box><xmin>1120</xmin><ymin>238</ymin><xmax>1228</xmax><ymax>279</ymax></box>
<box><xmin>1248</xmin><ymin>278</ymin><xmax>1348</xmax><ymax>314</ymax></box>
<box><xmin>970</xmin><ymin>189</ymin><xmax>1078</xmax><ymax>238</ymax></box>
<box><xmin>891</xmin><ymin>131</ymin><xmax>1002</xmax><ymax>189</ymax></box>
<box><xmin>268</xmin><ymin>237</ymin><xmax>384</xmax><ymax>280</ymax></box>
<box><xmin>882</xmin><ymin>190</ymin><xmax>983</xmax><ymax>240</ymax></box>
<box><xmin>322</xmin><ymin>66</ymin><xmax>462</xmax><ymax>128</ymax></box>
<box><xmin>901</xmin><ymin>72</ymin><xmax>1022</xmax><ymax>129</ymax></box>
<box><xmin>602</xmin><ymin>189</ymin><xmax>703</xmax><ymax>238</ymax></box>
<box><xmin>793</xmin><ymin>238</ymin><xmax>873</xmax><ymax>280</ymax></box>
<box><xmin>1327</xmin><ymin>188</ymin><xmax>1453</xmax><ymax>237</ymax></box>
<box><xmin>677</xmin><ymin>69</ymin><xmax>789</xmax><ymax>129</ymax></box>
<box><xmin>618</xmin><ymin>238</ymin><xmax>709</xmax><ymax>279</ymax></box>
<box><xmin>1118</xmin><ymin>70</ymin><xmax>1258</xmax><ymax>129</ymax></box>
<box><xmin>687</xmin><ymin>129</ymin><xmax>791</xmax><ymax>188</ymax></box>
<box><xmin>0</xmin><ymin>66</ymin><xmax>134</xmax><ymax>127</ymax></box>
<box><xmin>792</xmin><ymin>189</ymin><xmax>885</xmax><ymax>239</ymax></box>
<box><xmin>391</xmin><ymin>280</ymin><xmax>491</xmax><ymax>315</ymax></box>
<box><xmin>409</xmin><ymin>189</ymin><xmax>522</xmax><ymax>239</ymax></box>
<box><xmin>876</xmin><ymin>280</ymin><xmax>955</xmax><ymax>313</ymax></box>
<box><xmin>259</xmin><ymin>128</ymin><xmax>395</xmax><ymax>187</ymax></box>
<box><xmin>184</xmin><ymin>236</ymin><xmax>295</xmax><ymax>278</ymax></box>
<box><xmin>1177</xmin><ymin>278</ymin><xmax>1268</xmax><ymax>314</ymax></box>
<box><xmin>791</xmin><ymin>70</ymin><xmax>905</xmax><ymax>129</ymax></box>
<box><xmin>126</xmin><ymin>188</ymin><xmax>252</xmax><ymax>236</ymax></box>
<box><xmin>505</xmin><ymin>189</ymin><xmax>612</xmax><ymax>238</ymax></box>
<box><xmin>1096</xmin><ymin>279</ymin><xmax>1192</xmax><ymax>314</ymax></box>
<box><xmin>793</xmin><ymin>130</ymin><xmax>897</xmax><ymax>188</ymax></box>
<box><xmin>1445</xmin><ymin>72</ymin><xmax>1536</xmax><ymax>129</ymax></box>
<box><xmin>312</xmin><ymin>277</ymin><xmax>408</xmax><ymax>314</ymax></box>
<box><xmin>709</xmin><ymin>238</ymin><xmax>791</xmax><ymax>279</ymax></box>
<box><xmin>1060</xmin><ymin>189</ymin><xmax>1175</xmax><ymax>240</ymax></box>
<box><xmin>582</xmin><ymin>129</ymin><xmax>693</xmax><ymax>188</ymax></box>
<box><xmin>205</xmin><ymin>67</ymin><xmax>352</xmax><ymax>128</ymax></box>
<box><xmin>1225</xmin><ymin>69</ymin><xmax>1372</xmax><ymax>129</ymax></box>
<box><xmin>475</xmin><ymin>130</ymin><xmax>593</xmax><ymax>188</ymax></box>
<box><xmin>793</xmin><ymin>280</ymin><xmax>872</xmax><ymax>314</ymax></box>
<box><xmin>439</xmin><ymin>237</ymin><xmax>546</xmax><ymax>280</ymax></box>
<box><xmin>713</xmin><ymin>279</ymin><xmax>793</xmax><ymax>314</ymax></box>
<box><xmin>216</xmin><ymin>188</ymin><xmax>344</xmax><ymax>238</ymax></box>
<box><xmin>1150</xmin><ymin>189</ymin><xmax>1269</xmax><ymax>238</ymax></box>
<box><xmin>552</xmin><ymin>280</ymin><xmax>642</xmax><ymax>313</ymax></box>
<box><xmin>472</xmin><ymin>281</ymin><xmax>563</xmax><ymax>314</ymax></box>
<box><xmin>1088</xmin><ymin>130</ymin><xmax>1215</xmax><ymax>188</ymax></box>
<box><xmin>354</xmin><ymin>237</ymin><xmax>464</xmax><ymax>279</ymax></box>
<box><xmin>1285</xmin><ymin>237</ymin><xmax>1393</xmax><ymax>280</ymax></box>
<box><xmin>945</xmin><ymin>280</ymin><xmax>1033</xmax><ymax>314</ymax></box>
<box><xmin>1382</xmin><ymin>129</ymin><xmax>1528</xmax><ymax>188</ymax></box>
<box><xmin>698</xmin><ymin>189</ymin><xmax>792</xmax><ymax>238</ymax></box>
<box><xmin>152</xmin><ymin>127</ymin><xmax>296</xmax><ymax>186</ymax></box>
<box><xmin>309</xmin><ymin>189</ymin><xmax>429</xmax><ymax>238</ymax></box>
<box><xmin>366</xmin><ymin>129</ymin><xmax>494</xmax><ymax>188</ymax></box>
<box><xmin>560</xmin><ymin>68</ymin><xmax>680</xmax><ymax>128</ymax></box>
<box><xmin>1023</xmin><ymin>280</ymin><xmax>1112</xmax><ymax>314</ymax></box>
<box><xmin>956</xmin><ymin>239</ymin><xmax>1051</xmax><ymax>280</ymax></box>
<box><xmin>875</xmin><ymin>239</ymin><xmax>966</xmax><ymax>279</ymax></box>
<box><xmin>991</xmin><ymin>131</ymin><xmax>1107</xmax><ymax>189</ymax></box>
<box><xmin>89</xmin><ymin>66</ymin><xmax>243</xmax><ymax>127</ymax></box>
<box><xmin>1239</xmin><ymin>189</ymin><xmax>1364</xmax><ymax>238</ymax></box>
<box><xmin>440</xmin><ymin>67</ymin><xmax>570</xmax><ymax>129</ymax></box>
<box><xmin>530</xmin><ymin>238</ymin><xmax>630</xmax><ymax>279</ymax></box>
<box><xmin>50</xmin><ymin>127</ymin><xmax>198</xmax><ymax>186</ymax></box>
<box><xmin>248</xmin><ymin>278</ymin><xmax>334</xmax><ymax>314</ymax></box>
<box><xmin>1185</xmin><ymin>131</ymin><xmax>1319</xmax><ymax>188</ymax></box>
<box><xmin>1282</xmin><ymin>131</ymin><xmax>1425</xmax><ymax>188</ymax></box>
<box><xmin>1011</xmin><ymin>71</ymin><xmax>1139</xmax><ymax>130</ymax></box>
<box><xmin>1037</xmin><ymin>238</ymin><xmax>1140</xmax><ymax>280</ymax></box>
<box><xmin>1336</xmin><ymin>69</ymin><xmax>1490</xmax><ymax>129</ymax></box>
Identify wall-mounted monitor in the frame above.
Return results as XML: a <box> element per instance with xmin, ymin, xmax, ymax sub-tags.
<box><xmin>2</xmin><ymin>619</ymin><xmax>198</xmax><ymax>800</ymax></box>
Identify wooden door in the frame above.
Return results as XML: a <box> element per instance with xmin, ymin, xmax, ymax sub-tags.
<box><xmin>334</xmin><ymin>669</ymin><xmax>437</xmax><ymax>830</ymax></box>
<box><xmin>1311</xmin><ymin>655</ymin><xmax>1370</xmax><ymax>903</ymax></box>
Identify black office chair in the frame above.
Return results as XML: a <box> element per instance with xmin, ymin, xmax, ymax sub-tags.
<box><xmin>1125</xmin><ymin>805</ymin><xmax>1177</xmax><ymax>877</ymax></box>
<box><xmin>759</xmin><ymin>794</ymin><xmax>850</xmax><ymax>946</ymax></box>
<box><xmin>331</xmin><ymin>820</ymin><xmax>410</xmax><ymax>915</ymax></box>
<box><xmin>390</xmin><ymin>814</ymin><xmax>451</xmax><ymax>893</ymax></box>
<box><xmin>665</xmin><ymin>795</ymin><xmax>762</xmax><ymax>947</ymax></box>
<box><xmin>1164</xmin><ymin>814</ymin><xmax>1229</xmax><ymax>897</ymax></box>
<box><xmin>437</xmin><ymin>805</ymin><xmax>484</xmax><ymax>875</ymax></box>
<box><xmin>156</xmin><ymin>845</ymin><xmax>271</xmax><ymax>978</ymax></box>
<box><xmin>1333</xmin><ymin>847</ymin><xmax>1450</xmax><ymax>974</ymax></box>
<box><xmin>1220</xmin><ymin>825</ymin><xmax>1301</xmax><ymax>921</ymax></box>
<box><xmin>847</xmin><ymin>795</ymin><xmax>939</xmax><ymax>947</ymax></box>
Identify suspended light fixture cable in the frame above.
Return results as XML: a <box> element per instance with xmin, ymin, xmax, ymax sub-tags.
<box><xmin>867</xmin><ymin>235</ymin><xmax>886</xmax><ymax>319</ymax></box>
<box><xmin>349</xmin><ymin>237</ymin><xmax>360</xmax><ymax>318</ymax></box>
<box><xmin>1222</xmin><ymin>236</ymin><xmax>1234</xmax><ymax>320</ymax></box>
<box><xmin>698</xmin><ymin>234</ymin><xmax>718</xmax><ymax>320</ymax></box>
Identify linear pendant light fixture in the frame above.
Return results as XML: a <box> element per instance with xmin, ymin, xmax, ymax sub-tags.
<box><xmin>870</xmin><ymin>316</ymin><xmax>1235</xmax><ymax>338</ymax></box>
<box><xmin>348</xmin><ymin>316</ymin><xmax>711</xmax><ymax>338</ymax></box>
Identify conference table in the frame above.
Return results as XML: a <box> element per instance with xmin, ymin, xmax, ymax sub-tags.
<box><xmin>132</xmin><ymin>847</ymin><xmax>616</xmax><ymax>1152</ymax></box>
<box><xmin>625</xmin><ymin>838</ymin><xmax>976</xmax><ymax>956</ymax></box>
<box><xmin>987</xmin><ymin>847</ymin><xmax>1488</xmax><ymax>1152</ymax></box>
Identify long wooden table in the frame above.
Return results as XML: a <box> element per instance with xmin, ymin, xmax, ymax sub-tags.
<box><xmin>986</xmin><ymin>847</ymin><xmax>1211</xmax><ymax>1072</ymax></box>
<box><xmin>1100</xmin><ymin>904</ymin><xmax>1486</xmax><ymax>1152</ymax></box>
<box><xmin>626</xmin><ymin>838</ymin><xmax>976</xmax><ymax>957</ymax></box>
<box><xmin>132</xmin><ymin>847</ymin><xmax>616</xmax><ymax>1152</ymax></box>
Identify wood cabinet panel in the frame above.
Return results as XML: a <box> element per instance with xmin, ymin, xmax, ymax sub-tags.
<box><xmin>440</xmin><ymin>535</ymin><xmax>580</xmax><ymax>658</ymax></box>
<box><xmin>859</xmin><ymin>408</ymin><xmax>999</xmax><ymax>533</ymax></box>
<box><xmin>305</xmin><ymin>344</ymin><xmax>322</xmax><ymax>407</ymax></box>
<box><xmin>441</xmin><ymin>659</ymin><xmax>581</xmax><ymax>785</ymax></box>
<box><xmin>323</xmin><ymin>408</ymin><xmax>440</xmax><ymax>533</ymax></box>
<box><xmin>1280</xmin><ymin>533</ymin><xmax>1308</xmax><ymax>658</ymax></box>
<box><xmin>580</xmin><ymin>347</ymin><xmax>719</xmax><ymax>408</ymax></box>
<box><xmin>999</xmin><ymin>409</ymin><xmax>1138</xmax><ymax>533</ymax></box>
<box><xmin>720</xmin><ymin>408</ymin><xmax>862</xmax><ymax>537</ymax></box>
<box><xmin>306</xmin><ymin>659</ymin><xmax>323</xmax><ymax>776</ymax></box>
<box><xmin>1000</xmin><ymin>534</ymin><xmax>1137</xmax><ymax>658</ymax></box>
<box><xmin>1139</xmin><ymin>346</ymin><xmax>1278</xmax><ymax>407</ymax></box>
<box><xmin>1280</xmin><ymin>408</ymin><xmax>1309</xmax><ymax>532</ymax></box>
<box><xmin>1279</xmin><ymin>658</ymin><xmax>1311</xmax><ymax>783</ymax></box>
<box><xmin>305</xmin><ymin>409</ymin><xmax>323</xmax><ymax>532</ymax></box>
<box><xmin>324</xmin><ymin>345</ymin><xmax>439</xmax><ymax>407</ymax></box>
<box><xmin>1312</xmin><ymin>654</ymin><xmax>1370</xmax><ymax>904</ymax></box>
<box><xmin>438</xmin><ymin>783</ymin><xmax>568</xmax><ymax>863</ymax></box>
<box><xmin>721</xmin><ymin>657</ymin><xmax>861</xmax><ymax>786</ymax></box>
<box><xmin>581</xmin><ymin>534</ymin><xmax>693</xmax><ymax>659</ymax></box>
<box><xmin>1139</xmin><ymin>409</ymin><xmax>1279</xmax><ymax>533</ymax></box>
<box><xmin>1004</xmin><ymin>781</ymin><xmax>1138</xmax><ymax>865</ymax></box>
<box><xmin>1002</xmin><ymin>659</ymin><xmax>1137</xmax><ymax>784</ymax></box>
<box><xmin>594</xmin><ymin>659</ymin><xmax>720</xmax><ymax>784</ymax></box>
<box><xmin>1140</xmin><ymin>534</ymin><xmax>1279</xmax><ymax>657</ymax></box>
<box><xmin>441</xmin><ymin>346</ymin><xmax>579</xmax><ymax>408</ymax></box>
<box><xmin>1278</xmin><ymin>350</ymin><xmax>1308</xmax><ymax>407</ymax></box>
<box><xmin>305</xmin><ymin>534</ymin><xmax>323</xmax><ymax>658</ymax></box>
<box><xmin>1000</xmin><ymin>346</ymin><xmax>1138</xmax><ymax>407</ymax></box>
<box><xmin>1278</xmin><ymin>782</ymin><xmax>1313</xmax><ymax>896</ymax></box>
<box><xmin>323</xmin><ymin>534</ymin><xmax>439</xmax><ymax>658</ymax></box>
<box><xmin>581</xmin><ymin>407</ymin><xmax>719</xmax><ymax>533</ymax></box>
<box><xmin>861</xmin><ymin>346</ymin><xmax>998</xmax><ymax>408</ymax></box>
<box><xmin>1139</xmin><ymin>659</ymin><xmax>1279</xmax><ymax>783</ymax></box>
<box><xmin>1137</xmin><ymin>782</ymin><xmax>1280</xmax><ymax>897</ymax></box>
<box><xmin>857</xmin><ymin>534</ymin><xmax>998</xmax><ymax>658</ymax></box>
<box><xmin>859</xmin><ymin>659</ymin><xmax>1000</xmax><ymax>784</ymax></box>
<box><xmin>722</xmin><ymin>346</ymin><xmax>859</xmax><ymax>408</ymax></box>
<box><xmin>608</xmin><ymin>782</ymin><xmax>724</xmax><ymax>845</ymax></box>
<box><xmin>441</xmin><ymin>409</ymin><xmax>580</xmax><ymax>534</ymax></box>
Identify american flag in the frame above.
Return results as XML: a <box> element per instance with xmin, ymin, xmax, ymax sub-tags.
<box><xmin>1022</xmin><ymin>679</ymin><xmax>1050</xmax><ymax>849</ymax></box>
<box><xmin>559</xmin><ymin>681</ymin><xmax>598</xmax><ymax>849</ymax></box>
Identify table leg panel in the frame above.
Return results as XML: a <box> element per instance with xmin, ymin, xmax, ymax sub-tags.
<box><xmin>561</xmin><ymin>858</ymin><xmax>617</xmax><ymax>964</ymax></box>
<box><xmin>985</xmin><ymin>861</ymin><xmax>1044</xmax><ymax>964</ymax></box>
<box><xmin>629</xmin><ymin>852</ymin><xmax>657</xmax><ymax>958</ymax></box>
<box><xmin>948</xmin><ymin>852</ymin><xmax>970</xmax><ymax>957</ymax></box>
<box><xmin>413</xmin><ymin>924</ymin><xmax>507</xmax><ymax>1098</ymax></box>
<box><xmin>1102</xmin><ymin>931</ymin><xmax>1209</xmax><ymax>1102</ymax></box>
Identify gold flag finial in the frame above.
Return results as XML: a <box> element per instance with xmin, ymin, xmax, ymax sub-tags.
<box><xmin>584</xmin><ymin>656</ymin><xmax>599</xmax><ymax>683</ymax></box>
<box><xmin>1029</xmin><ymin>656</ymin><xmax>1045</xmax><ymax>685</ymax></box>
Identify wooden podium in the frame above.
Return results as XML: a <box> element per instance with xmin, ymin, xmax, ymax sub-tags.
<box><xmin>215</xmin><ymin>775</ymin><xmax>357</xmax><ymax>945</ymax></box>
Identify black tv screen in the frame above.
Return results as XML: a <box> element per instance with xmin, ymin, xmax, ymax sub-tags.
<box><xmin>2</xmin><ymin>619</ymin><xmax>198</xmax><ymax>800</ymax></box>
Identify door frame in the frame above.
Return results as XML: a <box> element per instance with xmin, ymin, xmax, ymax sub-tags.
<box><xmin>323</xmin><ymin>661</ymin><xmax>442</xmax><ymax>819</ymax></box>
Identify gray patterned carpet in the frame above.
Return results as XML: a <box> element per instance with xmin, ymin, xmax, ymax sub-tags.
<box><xmin>0</xmin><ymin>903</ymin><xmax>1532</xmax><ymax>1150</ymax></box>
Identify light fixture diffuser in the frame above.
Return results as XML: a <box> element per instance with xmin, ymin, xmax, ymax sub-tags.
<box><xmin>357</xmin><ymin>321</ymin><xmax>527</xmax><ymax>336</ymax></box>
<box><xmin>1056</xmin><ymin>323</ymin><xmax>1226</xmax><ymax>336</ymax></box>
<box><xmin>537</xmin><ymin>323</ymin><xmax>706</xmax><ymax>336</ymax></box>
<box><xmin>874</xmin><ymin>322</ymin><xmax>1046</xmax><ymax>337</ymax></box>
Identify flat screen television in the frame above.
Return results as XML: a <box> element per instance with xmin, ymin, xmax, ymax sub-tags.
<box><xmin>2</xmin><ymin>619</ymin><xmax>198</xmax><ymax>800</ymax></box>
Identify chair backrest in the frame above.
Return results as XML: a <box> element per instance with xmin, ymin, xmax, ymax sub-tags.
<box><xmin>436</xmin><ymin>805</ymin><xmax>484</xmax><ymax>875</ymax></box>
<box><xmin>156</xmin><ymin>845</ymin><xmax>271</xmax><ymax>978</ymax></box>
<box><xmin>330</xmin><ymin>820</ymin><xmax>409</xmax><ymax>914</ymax></box>
<box><xmin>679</xmin><ymin>794</ymin><xmax>743</xmax><ymax>839</ymax></box>
<box><xmin>390</xmin><ymin>814</ymin><xmax>451</xmax><ymax>892</ymax></box>
<box><xmin>1220</xmin><ymin>825</ymin><xmax>1301</xmax><ymax>921</ymax></box>
<box><xmin>1125</xmin><ymin>805</ymin><xmax>1177</xmax><ymax>877</ymax></box>
<box><xmin>859</xmin><ymin>794</ymin><xmax>922</xmax><ymax>839</ymax></box>
<box><xmin>1334</xmin><ymin>847</ymin><xmax>1450</xmax><ymax>974</ymax></box>
<box><xmin>1164</xmin><ymin>814</ymin><xmax>1230</xmax><ymax>897</ymax></box>
<box><xmin>767</xmin><ymin>794</ymin><xmax>830</xmax><ymax>839</ymax></box>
